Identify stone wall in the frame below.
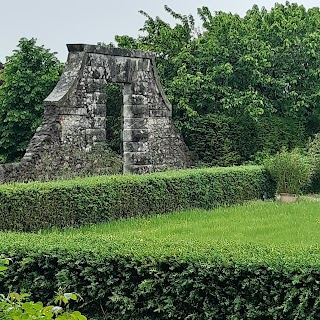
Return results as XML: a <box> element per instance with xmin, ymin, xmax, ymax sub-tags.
<box><xmin>0</xmin><ymin>44</ymin><xmax>192</xmax><ymax>183</ymax></box>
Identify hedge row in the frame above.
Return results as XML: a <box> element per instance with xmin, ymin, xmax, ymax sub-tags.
<box><xmin>0</xmin><ymin>165</ymin><xmax>275</xmax><ymax>232</ymax></box>
<box><xmin>1</xmin><ymin>244</ymin><xmax>320</xmax><ymax>320</ymax></box>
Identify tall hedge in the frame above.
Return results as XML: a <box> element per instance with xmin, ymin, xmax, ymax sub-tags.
<box><xmin>0</xmin><ymin>166</ymin><xmax>274</xmax><ymax>232</ymax></box>
<box><xmin>1</xmin><ymin>245</ymin><xmax>320</xmax><ymax>319</ymax></box>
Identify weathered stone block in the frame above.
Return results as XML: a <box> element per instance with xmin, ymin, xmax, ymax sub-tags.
<box><xmin>148</xmin><ymin>117</ymin><xmax>170</xmax><ymax>126</ymax></box>
<box><xmin>123</xmin><ymin>94</ymin><xmax>132</xmax><ymax>105</ymax></box>
<box><xmin>91</xmin><ymin>67</ymin><xmax>105</xmax><ymax>79</ymax></box>
<box><xmin>132</xmin><ymin>82</ymin><xmax>149</xmax><ymax>95</ymax></box>
<box><xmin>85</xmin><ymin>129</ymin><xmax>106</xmax><ymax>143</ymax></box>
<box><xmin>85</xmin><ymin>78</ymin><xmax>106</xmax><ymax>93</ymax></box>
<box><xmin>92</xmin><ymin>116</ymin><xmax>106</xmax><ymax>128</ymax></box>
<box><xmin>111</xmin><ymin>57</ymin><xmax>135</xmax><ymax>83</ymax></box>
<box><xmin>122</xmin><ymin>129</ymin><xmax>149</xmax><ymax>142</ymax></box>
<box><xmin>132</xmin><ymin>70</ymin><xmax>149</xmax><ymax>82</ymax></box>
<box><xmin>123</xmin><ymin>141</ymin><xmax>148</xmax><ymax>153</ymax></box>
<box><xmin>132</xmin><ymin>94</ymin><xmax>148</xmax><ymax>105</ymax></box>
<box><xmin>123</xmin><ymin>152</ymin><xmax>150</xmax><ymax>165</ymax></box>
<box><xmin>93</xmin><ymin>92</ymin><xmax>106</xmax><ymax>104</ymax></box>
<box><xmin>60</xmin><ymin>107</ymin><xmax>87</xmax><ymax>116</ymax></box>
<box><xmin>123</xmin><ymin>105</ymin><xmax>148</xmax><ymax>118</ymax></box>
<box><xmin>123</xmin><ymin>118</ymin><xmax>148</xmax><ymax>130</ymax></box>
<box><xmin>137</xmin><ymin>58</ymin><xmax>151</xmax><ymax>71</ymax></box>
<box><xmin>149</xmin><ymin>109</ymin><xmax>171</xmax><ymax>117</ymax></box>
<box><xmin>123</xmin><ymin>164</ymin><xmax>153</xmax><ymax>174</ymax></box>
<box><xmin>60</xmin><ymin>115</ymin><xmax>89</xmax><ymax>132</ymax></box>
<box><xmin>89</xmin><ymin>104</ymin><xmax>106</xmax><ymax>117</ymax></box>
<box><xmin>122</xmin><ymin>84</ymin><xmax>132</xmax><ymax>95</ymax></box>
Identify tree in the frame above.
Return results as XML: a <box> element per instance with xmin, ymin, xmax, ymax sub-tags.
<box><xmin>0</xmin><ymin>38</ymin><xmax>62</xmax><ymax>162</ymax></box>
<box><xmin>0</xmin><ymin>62</ymin><xmax>3</xmax><ymax>86</ymax></box>
<box><xmin>115</xmin><ymin>3</ymin><xmax>320</xmax><ymax>165</ymax></box>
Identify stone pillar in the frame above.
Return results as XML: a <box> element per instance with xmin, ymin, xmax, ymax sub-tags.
<box><xmin>122</xmin><ymin>84</ymin><xmax>151</xmax><ymax>174</ymax></box>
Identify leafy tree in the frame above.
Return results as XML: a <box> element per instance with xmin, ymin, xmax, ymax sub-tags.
<box><xmin>115</xmin><ymin>3</ymin><xmax>320</xmax><ymax>166</ymax></box>
<box><xmin>0</xmin><ymin>38</ymin><xmax>62</xmax><ymax>162</ymax></box>
<box><xmin>0</xmin><ymin>62</ymin><xmax>3</xmax><ymax>86</ymax></box>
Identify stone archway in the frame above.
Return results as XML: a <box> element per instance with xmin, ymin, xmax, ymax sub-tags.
<box><xmin>0</xmin><ymin>44</ymin><xmax>192</xmax><ymax>183</ymax></box>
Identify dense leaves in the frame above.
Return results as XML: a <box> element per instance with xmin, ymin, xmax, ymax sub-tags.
<box><xmin>116</xmin><ymin>3</ymin><xmax>320</xmax><ymax>165</ymax></box>
<box><xmin>0</xmin><ymin>258</ymin><xmax>87</xmax><ymax>319</ymax></box>
<box><xmin>1</xmin><ymin>248</ymin><xmax>320</xmax><ymax>319</ymax></box>
<box><xmin>0</xmin><ymin>166</ymin><xmax>274</xmax><ymax>232</ymax></box>
<box><xmin>0</xmin><ymin>62</ymin><xmax>3</xmax><ymax>86</ymax></box>
<box><xmin>264</xmin><ymin>148</ymin><xmax>313</xmax><ymax>194</ymax></box>
<box><xmin>0</xmin><ymin>38</ymin><xmax>62</xmax><ymax>162</ymax></box>
<box><xmin>105</xmin><ymin>82</ymin><xmax>123</xmax><ymax>154</ymax></box>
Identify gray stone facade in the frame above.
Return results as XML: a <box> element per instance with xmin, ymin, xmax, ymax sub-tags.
<box><xmin>0</xmin><ymin>44</ymin><xmax>192</xmax><ymax>183</ymax></box>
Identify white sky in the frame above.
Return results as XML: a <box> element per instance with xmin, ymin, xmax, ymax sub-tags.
<box><xmin>1</xmin><ymin>0</ymin><xmax>319</xmax><ymax>62</ymax></box>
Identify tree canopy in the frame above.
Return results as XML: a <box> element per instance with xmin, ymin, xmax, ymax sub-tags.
<box><xmin>115</xmin><ymin>2</ymin><xmax>320</xmax><ymax>165</ymax></box>
<box><xmin>0</xmin><ymin>38</ymin><xmax>62</xmax><ymax>162</ymax></box>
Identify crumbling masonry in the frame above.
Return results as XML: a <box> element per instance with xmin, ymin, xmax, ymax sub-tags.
<box><xmin>0</xmin><ymin>44</ymin><xmax>192</xmax><ymax>183</ymax></box>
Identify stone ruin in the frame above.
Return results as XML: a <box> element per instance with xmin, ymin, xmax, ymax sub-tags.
<box><xmin>0</xmin><ymin>44</ymin><xmax>192</xmax><ymax>183</ymax></box>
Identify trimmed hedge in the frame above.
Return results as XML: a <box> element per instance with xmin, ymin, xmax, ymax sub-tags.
<box><xmin>0</xmin><ymin>166</ymin><xmax>274</xmax><ymax>232</ymax></box>
<box><xmin>1</xmin><ymin>245</ymin><xmax>320</xmax><ymax>320</ymax></box>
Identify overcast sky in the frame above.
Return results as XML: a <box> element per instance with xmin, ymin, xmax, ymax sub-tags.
<box><xmin>1</xmin><ymin>0</ymin><xmax>319</xmax><ymax>62</ymax></box>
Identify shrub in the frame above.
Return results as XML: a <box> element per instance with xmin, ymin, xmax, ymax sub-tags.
<box><xmin>264</xmin><ymin>148</ymin><xmax>313</xmax><ymax>194</ymax></box>
<box><xmin>307</xmin><ymin>133</ymin><xmax>320</xmax><ymax>192</ymax></box>
<box><xmin>0</xmin><ymin>245</ymin><xmax>320</xmax><ymax>319</ymax></box>
<box><xmin>256</xmin><ymin>116</ymin><xmax>307</xmax><ymax>155</ymax></box>
<box><xmin>0</xmin><ymin>258</ymin><xmax>87</xmax><ymax>319</ymax></box>
<box><xmin>0</xmin><ymin>166</ymin><xmax>274</xmax><ymax>232</ymax></box>
<box><xmin>182</xmin><ymin>114</ymin><xmax>241</xmax><ymax>166</ymax></box>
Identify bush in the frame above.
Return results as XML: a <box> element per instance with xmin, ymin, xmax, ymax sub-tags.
<box><xmin>1</xmin><ymin>246</ymin><xmax>320</xmax><ymax>319</ymax></box>
<box><xmin>256</xmin><ymin>116</ymin><xmax>307</xmax><ymax>155</ymax></box>
<box><xmin>181</xmin><ymin>114</ymin><xmax>307</xmax><ymax>167</ymax></box>
<box><xmin>0</xmin><ymin>166</ymin><xmax>274</xmax><ymax>232</ymax></box>
<box><xmin>182</xmin><ymin>114</ymin><xmax>241</xmax><ymax>166</ymax></box>
<box><xmin>264</xmin><ymin>148</ymin><xmax>313</xmax><ymax>194</ymax></box>
<box><xmin>307</xmin><ymin>133</ymin><xmax>320</xmax><ymax>192</ymax></box>
<box><xmin>0</xmin><ymin>258</ymin><xmax>87</xmax><ymax>319</ymax></box>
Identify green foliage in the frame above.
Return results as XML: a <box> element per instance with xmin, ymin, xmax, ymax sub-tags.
<box><xmin>105</xmin><ymin>82</ymin><xmax>122</xmax><ymax>154</ymax></box>
<box><xmin>0</xmin><ymin>259</ymin><xmax>86</xmax><ymax>319</ymax></box>
<box><xmin>0</xmin><ymin>257</ymin><xmax>10</xmax><ymax>276</ymax></box>
<box><xmin>0</xmin><ymin>292</ymin><xmax>86</xmax><ymax>320</ymax></box>
<box><xmin>307</xmin><ymin>133</ymin><xmax>320</xmax><ymax>192</ymax></box>
<box><xmin>0</xmin><ymin>38</ymin><xmax>62</xmax><ymax>162</ymax></box>
<box><xmin>0</xmin><ymin>62</ymin><xmax>4</xmax><ymax>86</ymax></box>
<box><xmin>255</xmin><ymin>116</ymin><xmax>307</xmax><ymax>154</ymax></box>
<box><xmin>183</xmin><ymin>114</ymin><xmax>241</xmax><ymax>166</ymax></box>
<box><xmin>0</xmin><ymin>166</ymin><xmax>274</xmax><ymax>232</ymax></box>
<box><xmin>264</xmin><ymin>148</ymin><xmax>313</xmax><ymax>194</ymax></box>
<box><xmin>1</xmin><ymin>215</ymin><xmax>320</xmax><ymax>320</ymax></box>
<box><xmin>115</xmin><ymin>3</ymin><xmax>320</xmax><ymax>165</ymax></box>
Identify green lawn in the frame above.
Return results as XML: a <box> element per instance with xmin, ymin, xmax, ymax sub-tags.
<box><xmin>1</xmin><ymin>200</ymin><xmax>320</xmax><ymax>266</ymax></box>
<box><xmin>51</xmin><ymin>199</ymin><xmax>320</xmax><ymax>247</ymax></box>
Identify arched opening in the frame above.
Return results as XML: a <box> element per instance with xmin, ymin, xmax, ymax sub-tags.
<box><xmin>105</xmin><ymin>82</ymin><xmax>123</xmax><ymax>156</ymax></box>
<box><xmin>0</xmin><ymin>45</ymin><xmax>192</xmax><ymax>184</ymax></box>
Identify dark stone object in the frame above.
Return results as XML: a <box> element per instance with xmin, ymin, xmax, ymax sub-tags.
<box><xmin>0</xmin><ymin>44</ymin><xmax>192</xmax><ymax>183</ymax></box>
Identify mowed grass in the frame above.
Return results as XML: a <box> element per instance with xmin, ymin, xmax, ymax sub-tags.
<box><xmin>1</xmin><ymin>200</ymin><xmax>320</xmax><ymax>266</ymax></box>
